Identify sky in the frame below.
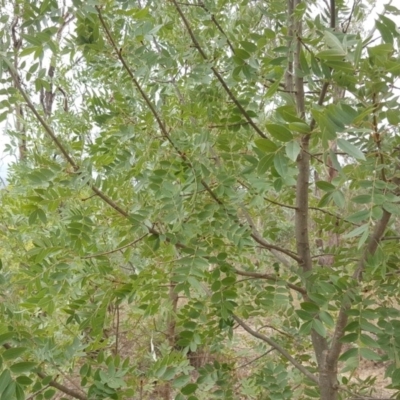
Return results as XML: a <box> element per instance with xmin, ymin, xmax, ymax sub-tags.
<box><xmin>0</xmin><ymin>0</ymin><xmax>395</xmax><ymax>185</ymax></box>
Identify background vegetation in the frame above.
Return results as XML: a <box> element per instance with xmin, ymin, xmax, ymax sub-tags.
<box><xmin>1</xmin><ymin>0</ymin><xmax>400</xmax><ymax>399</ymax></box>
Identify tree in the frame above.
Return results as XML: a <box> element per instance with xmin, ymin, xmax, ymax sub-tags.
<box><xmin>0</xmin><ymin>0</ymin><xmax>400</xmax><ymax>399</ymax></box>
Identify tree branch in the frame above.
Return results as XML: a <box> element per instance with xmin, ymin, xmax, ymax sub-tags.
<box><xmin>343</xmin><ymin>0</ymin><xmax>357</xmax><ymax>33</ymax></box>
<box><xmin>8</xmin><ymin>67</ymin><xmax>173</xmax><ymax>244</ymax></box>
<box><xmin>97</xmin><ymin>7</ymin><xmax>303</xmax><ymax>264</ymax></box>
<box><xmin>330</xmin><ymin>0</ymin><xmax>336</xmax><ymax>30</ymax></box>
<box><xmin>326</xmin><ymin>210</ymin><xmax>392</xmax><ymax>376</ymax></box>
<box><xmin>81</xmin><ymin>233</ymin><xmax>148</xmax><ymax>259</ymax></box>
<box><xmin>199</xmin><ymin>4</ymin><xmax>235</xmax><ymax>54</ymax></box>
<box><xmin>9</xmin><ymin>68</ymin><xmax>78</xmax><ymax>169</ymax></box>
<box><xmin>233</xmin><ymin>268</ymin><xmax>306</xmax><ymax>295</ymax></box>
<box><xmin>233</xmin><ymin>316</ymin><xmax>318</xmax><ymax>384</ymax></box>
<box><xmin>36</xmin><ymin>371</ymin><xmax>87</xmax><ymax>400</ymax></box>
<box><xmin>3</xmin><ymin>344</ymin><xmax>87</xmax><ymax>400</ymax></box>
<box><xmin>241</xmin><ymin>206</ymin><xmax>301</xmax><ymax>263</ymax></box>
<box><xmin>96</xmin><ymin>6</ymin><xmax>224</xmax><ymax>208</ymax></box>
<box><xmin>310</xmin><ymin>82</ymin><xmax>330</xmax><ymax>131</ymax></box>
<box><xmin>294</xmin><ymin>0</ymin><xmax>311</xmax><ymax>273</ymax></box>
<box><xmin>170</xmin><ymin>0</ymin><xmax>267</xmax><ymax>139</ymax></box>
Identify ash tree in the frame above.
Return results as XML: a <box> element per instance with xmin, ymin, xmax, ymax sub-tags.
<box><xmin>0</xmin><ymin>0</ymin><xmax>400</xmax><ymax>400</ymax></box>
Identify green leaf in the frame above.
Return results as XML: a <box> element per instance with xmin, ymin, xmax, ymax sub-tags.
<box><xmin>240</xmin><ymin>41</ymin><xmax>257</xmax><ymax>53</ymax></box>
<box><xmin>359</xmin><ymin>334</ymin><xmax>380</xmax><ymax>348</ymax></box>
<box><xmin>266</xmin><ymin>79</ymin><xmax>281</xmax><ymax>98</ymax></box>
<box><xmin>324</xmin><ymin>60</ymin><xmax>353</xmax><ymax>73</ymax></box>
<box><xmin>1</xmin><ymin>380</ymin><xmax>15</xmax><ymax>400</ymax></box>
<box><xmin>360</xmin><ymin>348</ymin><xmax>381</xmax><ymax>361</ymax></box>
<box><xmin>340</xmin><ymin>333</ymin><xmax>358</xmax><ymax>343</ymax></box>
<box><xmin>332</xmin><ymin>190</ymin><xmax>345</xmax><ymax>208</ymax></box>
<box><xmin>257</xmin><ymin>154</ymin><xmax>274</xmax><ymax>175</ymax></box>
<box><xmin>368</xmin><ymin>43</ymin><xmax>394</xmax><ymax>58</ymax></box>
<box><xmin>353</xmin><ymin>40</ymin><xmax>363</xmax><ymax>68</ymax></box>
<box><xmin>383</xmin><ymin>202</ymin><xmax>400</xmax><ymax>216</ymax></box>
<box><xmin>376</xmin><ymin>20</ymin><xmax>393</xmax><ymax>44</ymax></box>
<box><xmin>0</xmin><ymin>370</ymin><xmax>11</xmax><ymax>394</ymax></box>
<box><xmin>0</xmin><ymin>332</ymin><xmax>14</xmax><ymax>345</ymax></box>
<box><xmin>339</xmin><ymin>348</ymin><xmax>359</xmax><ymax>361</ymax></box>
<box><xmin>15</xmin><ymin>383</ymin><xmax>25</xmax><ymax>400</ymax></box>
<box><xmin>296</xmin><ymin>310</ymin><xmax>313</xmax><ymax>321</ymax></box>
<box><xmin>181</xmin><ymin>383</ymin><xmax>198</xmax><ymax>395</ymax></box>
<box><xmin>317</xmin><ymin>49</ymin><xmax>347</xmax><ymax>60</ymax></box>
<box><xmin>337</xmin><ymin>139</ymin><xmax>365</xmax><ymax>160</ymax></box>
<box><xmin>273</xmin><ymin>152</ymin><xmax>289</xmax><ymax>177</ymax></box>
<box><xmin>285</xmin><ymin>141</ymin><xmax>300</xmax><ymax>161</ymax></box>
<box><xmin>266</xmin><ymin>124</ymin><xmax>293</xmax><ymax>142</ymax></box>
<box><xmin>255</xmin><ymin>138</ymin><xmax>278</xmax><ymax>153</ymax></box>
<box><xmin>324</xmin><ymin>31</ymin><xmax>345</xmax><ymax>54</ymax></box>
<box><xmin>3</xmin><ymin>347</ymin><xmax>27</xmax><ymax>361</ymax></box>
<box><xmin>299</xmin><ymin>48</ymin><xmax>310</xmax><ymax>76</ymax></box>
<box><xmin>346</xmin><ymin>210</ymin><xmax>370</xmax><ymax>223</ymax></box>
<box><xmin>10</xmin><ymin>362</ymin><xmax>36</xmax><ymax>374</ymax></box>
<box><xmin>173</xmin><ymin>375</ymin><xmax>190</xmax><ymax>388</ymax></box>
<box><xmin>319</xmin><ymin>311</ymin><xmax>334</xmax><ymax>328</ymax></box>
<box><xmin>360</xmin><ymin>320</ymin><xmax>381</xmax><ymax>334</ymax></box>
<box><xmin>344</xmin><ymin>224</ymin><xmax>368</xmax><ymax>239</ymax></box>
<box><xmin>19</xmin><ymin>47</ymin><xmax>40</xmax><ymax>57</ymax></box>
<box><xmin>235</xmin><ymin>48</ymin><xmax>250</xmax><ymax>60</ymax></box>
<box><xmin>288</xmin><ymin>122</ymin><xmax>310</xmax><ymax>133</ymax></box>
<box><xmin>357</xmin><ymin>225</ymin><xmax>369</xmax><ymax>249</ymax></box>
<box><xmin>162</xmin><ymin>367</ymin><xmax>177</xmax><ymax>381</ymax></box>
<box><xmin>276</xmin><ymin>106</ymin><xmax>303</xmax><ymax>123</ymax></box>
<box><xmin>300</xmin><ymin>302</ymin><xmax>319</xmax><ymax>313</ymax></box>
<box><xmin>318</xmin><ymin>192</ymin><xmax>333</xmax><ymax>207</ymax></box>
<box><xmin>392</xmin><ymin>368</ymin><xmax>400</xmax><ymax>387</ymax></box>
<box><xmin>312</xmin><ymin>319</ymin><xmax>326</xmax><ymax>338</ymax></box>
<box><xmin>44</xmin><ymin>389</ymin><xmax>56</xmax><ymax>399</ymax></box>
<box><xmin>351</xmin><ymin>195</ymin><xmax>371</xmax><ymax>204</ymax></box>
<box><xmin>316</xmin><ymin>181</ymin><xmax>336</xmax><ymax>192</ymax></box>
<box><xmin>387</xmin><ymin>110</ymin><xmax>400</xmax><ymax>125</ymax></box>
<box><xmin>16</xmin><ymin>376</ymin><xmax>32</xmax><ymax>386</ymax></box>
<box><xmin>310</xmin><ymin>53</ymin><xmax>322</xmax><ymax>77</ymax></box>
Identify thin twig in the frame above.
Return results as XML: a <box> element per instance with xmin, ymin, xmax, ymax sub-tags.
<box><xmin>264</xmin><ymin>197</ymin><xmax>297</xmax><ymax>210</ymax></box>
<box><xmin>233</xmin><ymin>316</ymin><xmax>318</xmax><ymax>384</ymax></box>
<box><xmin>26</xmin><ymin>385</ymin><xmax>51</xmax><ymax>400</ymax></box>
<box><xmin>258</xmin><ymin>323</ymin><xmax>294</xmax><ymax>338</ymax></box>
<box><xmin>96</xmin><ymin>6</ymin><xmax>223</xmax><ymax>207</ymax></box>
<box><xmin>170</xmin><ymin>0</ymin><xmax>267</xmax><ymax>139</ymax></box>
<box><xmin>3</xmin><ymin>343</ymin><xmax>87</xmax><ymax>400</ymax></box>
<box><xmin>343</xmin><ymin>0</ymin><xmax>358</xmax><ymax>33</ymax></box>
<box><xmin>241</xmin><ymin>207</ymin><xmax>301</xmax><ymax>263</ymax></box>
<box><xmin>233</xmin><ymin>268</ymin><xmax>306</xmax><ymax>295</ymax></box>
<box><xmin>7</xmin><ymin>65</ymin><xmax>175</xmax><ymax>244</ymax></box>
<box><xmin>233</xmin><ymin>348</ymin><xmax>275</xmax><ymax>370</ymax></box>
<box><xmin>326</xmin><ymin>210</ymin><xmax>392</xmax><ymax>377</ymax></box>
<box><xmin>81</xmin><ymin>234</ymin><xmax>148</xmax><ymax>259</ymax></box>
<box><xmin>200</xmin><ymin>3</ymin><xmax>235</xmax><ymax>53</ymax></box>
<box><xmin>382</xmin><ymin>236</ymin><xmax>400</xmax><ymax>241</ymax></box>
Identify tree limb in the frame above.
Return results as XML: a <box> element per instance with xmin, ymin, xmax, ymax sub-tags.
<box><xmin>3</xmin><ymin>344</ymin><xmax>87</xmax><ymax>400</ymax></box>
<box><xmin>233</xmin><ymin>315</ymin><xmax>318</xmax><ymax>384</ymax></box>
<box><xmin>233</xmin><ymin>268</ymin><xmax>306</xmax><ymax>295</ymax></box>
<box><xmin>326</xmin><ymin>210</ymin><xmax>392</xmax><ymax>377</ymax></box>
<box><xmin>241</xmin><ymin>206</ymin><xmax>301</xmax><ymax>263</ymax></box>
<box><xmin>81</xmin><ymin>233</ymin><xmax>148</xmax><ymax>259</ymax></box>
<box><xmin>96</xmin><ymin>6</ymin><xmax>224</xmax><ymax>208</ymax></box>
<box><xmin>170</xmin><ymin>0</ymin><xmax>267</xmax><ymax>139</ymax></box>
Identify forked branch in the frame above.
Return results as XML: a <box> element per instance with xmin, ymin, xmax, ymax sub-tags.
<box><xmin>233</xmin><ymin>316</ymin><xmax>318</xmax><ymax>384</ymax></box>
<box><xmin>234</xmin><ymin>268</ymin><xmax>306</xmax><ymax>295</ymax></box>
<box><xmin>170</xmin><ymin>0</ymin><xmax>268</xmax><ymax>139</ymax></box>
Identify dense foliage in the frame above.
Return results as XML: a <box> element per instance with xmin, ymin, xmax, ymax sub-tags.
<box><xmin>1</xmin><ymin>0</ymin><xmax>400</xmax><ymax>399</ymax></box>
